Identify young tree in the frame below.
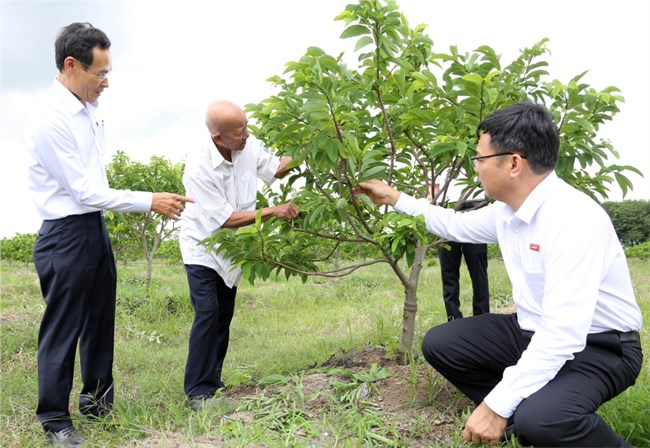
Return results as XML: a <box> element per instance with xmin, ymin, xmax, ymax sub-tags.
<box><xmin>105</xmin><ymin>151</ymin><xmax>185</xmax><ymax>286</ymax></box>
<box><xmin>208</xmin><ymin>0</ymin><xmax>641</xmax><ymax>361</ymax></box>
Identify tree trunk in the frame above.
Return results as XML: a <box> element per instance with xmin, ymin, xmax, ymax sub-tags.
<box><xmin>146</xmin><ymin>254</ymin><xmax>153</xmax><ymax>287</ymax></box>
<box><xmin>396</xmin><ymin>282</ymin><xmax>418</xmax><ymax>364</ymax></box>
<box><xmin>334</xmin><ymin>246</ymin><xmax>340</xmax><ymax>270</ymax></box>
<box><xmin>395</xmin><ymin>244</ymin><xmax>428</xmax><ymax>364</ymax></box>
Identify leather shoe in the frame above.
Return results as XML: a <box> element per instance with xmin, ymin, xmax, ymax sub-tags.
<box><xmin>46</xmin><ymin>426</ymin><xmax>84</xmax><ymax>447</ymax></box>
<box><xmin>188</xmin><ymin>394</ymin><xmax>223</xmax><ymax>411</ymax></box>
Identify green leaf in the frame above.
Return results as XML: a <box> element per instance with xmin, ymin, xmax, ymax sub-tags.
<box><xmin>461</xmin><ymin>73</ymin><xmax>483</xmax><ymax>85</ymax></box>
<box><xmin>255</xmin><ymin>208</ymin><xmax>263</xmax><ymax>228</ymax></box>
<box><xmin>360</xmin><ymin>164</ymin><xmax>387</xmax><ymax>181</ymax></box>
<box><xmin>340</xmin><ymin>24</ymin><xmax>370</xmax><ymax>39</ymax></box>
<box><xmin>355</xmin><ymin>36</ymin><xmax>374</xmax><ymax>52</ymax></box>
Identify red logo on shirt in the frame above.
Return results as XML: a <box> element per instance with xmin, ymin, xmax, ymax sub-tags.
<box><xmin>529</xmin><ymin>243</ymin><xmax>540</xmax><ymax>251</ymax></box>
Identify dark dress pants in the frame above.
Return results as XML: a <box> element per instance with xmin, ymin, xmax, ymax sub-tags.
<box><xmin>422</xmin><ymin>313</ymin><xmax>643</xmax><ymax>447</ymax></box>
<box><xmin>33</xmin><ymin>212</ymin><xmax>116</xmax><ymax>432</ymax></box>
<box><xmin>438</xmin><ymin>242</ymin><xmax>489</xmax><ymax>320</ymax></box>
<box><xmin>184</xmin><ymin>264</ymin><xmax>236</xmax><ymax>398</ymax></box>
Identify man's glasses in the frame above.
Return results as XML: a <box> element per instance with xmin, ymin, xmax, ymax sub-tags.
<box><xmin>77</xmin><ymin>59</ymin><xmax>110</xmax><ymax>81</ymax></box>
<box><xmin>470</xmin><ymin>152</ymin><xmax>527</xmax><ymax>163</ymax></box>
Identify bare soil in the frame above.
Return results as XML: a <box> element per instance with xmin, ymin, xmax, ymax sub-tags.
<box><xmin>131</xmin><ymin>345</ymin><xmax>473</xmax><ymax>447</ymax></box>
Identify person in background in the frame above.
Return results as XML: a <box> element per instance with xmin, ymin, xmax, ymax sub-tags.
<box><xmin>356</xmin><ymin>101</ymin><xmax>643</xmax><ymax>447</ymax></box>
<box><xmin>26</xmin><ymin>22</ymin><xmax>193</xmax><ymax>447</ymax></box>
<box><xmin>429</xmin><ymin>183</ymin><xmax>490</xmax><ymax>321</ymax></box>
<box><xmin>179</xmin><ymin>99</ymin><xmax>298</xmax><ymax>411</ymax></box>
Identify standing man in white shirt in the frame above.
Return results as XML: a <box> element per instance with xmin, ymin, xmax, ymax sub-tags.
<box><xmin>179</xmin><ymin>99</ymin><xmax>298</xmax><ymax>410</ymax></box>
<box><xmin>356</xmin><ymin>101</ymin><xmax>643</xmax><ymax>447</ymax></box>
<box><xmin>26</xmin><ymin>22</ymin><xmax>193</xmax><ymax>447</ymax></box>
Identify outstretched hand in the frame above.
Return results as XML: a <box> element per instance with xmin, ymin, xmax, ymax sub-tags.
<box><xmin>151</xmin><ymin>193</ymin><xmax>195</xmax><ymax>220</ymax></box>
<box><xmin>355</xmin><ymin>179</ymin><xmax>401</xmax><ymax>206</ymax></box>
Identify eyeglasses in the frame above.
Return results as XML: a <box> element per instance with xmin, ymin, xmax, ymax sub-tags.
<box><xmin>470</xmin><ymin>152</ymin><xmax>527</xmax><ymax>163</ymax></box>
<box><xmin>76</xmin><ymin>59</ymin><xmax>111</xmax><ymax>81</ymax></box>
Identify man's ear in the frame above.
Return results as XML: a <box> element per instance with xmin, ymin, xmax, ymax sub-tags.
<box><xmin>509</xmin><ymin>154</ymin><xmax>526</xmax><ymax>177</ymax></box>
<box><xmin>62</xmin><ymin>56</ymin><xmax>76</xmax><ymax>73</ymax></box>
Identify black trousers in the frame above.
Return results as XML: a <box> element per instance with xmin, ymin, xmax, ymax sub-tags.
<box><xmin>183</xmin><ymin>264</ymin><xmax>236</xmax><ymax>398</ymax></box>
<box><xmin>422</xmin><ymin>313</ymin><xmax>644</xmax><ymax>447</ymax></box>
<box><xmin>33</xmin><ymin>212</ymin><xmax>116</xmax><ymax>432</ymax></box>
<box><xmin>437</xmin><ymin>242</ymin><xmax>489</xmax><ymax>320</ymax></box>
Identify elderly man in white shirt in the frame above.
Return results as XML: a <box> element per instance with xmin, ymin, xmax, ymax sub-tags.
<box><xmin>179</xmin><ymin>99</ymin><xmax>298</xmax><ymax>410</ymax></box>
<box><xmin>26</xmin><ymin>22</ymin><xmax>192</xmax><ymax>447</ymax></box>
<box><xmin>357</xmin><ymin>101</ymin><xmax>643</xmax><ymax>447</ymax></box>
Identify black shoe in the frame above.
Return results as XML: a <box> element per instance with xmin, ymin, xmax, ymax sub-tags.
<box><xmin>79</xmin><ymin>394</ymin><xmax>111</xmax><ymax>419</ymax></box>
<box><xmin>45</xmin><ymin>426</ymin><xmax>84</xmax><ymax>447</ymax></box>
<box><xmin>80</xmin><ymin>404</ymin><xmax>110</xmax><ymax>420</ymax></box>
<box><xmin>187</xmin><ymin>394</ymin><xmax>223</xmax><ymax>411</ymax></box>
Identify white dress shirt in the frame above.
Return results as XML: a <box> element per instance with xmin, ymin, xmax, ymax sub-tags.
<box><xmin>179</xmin><ymin>136</ymin><xmax>280</xmax><ymax>288</ymax></box>
<box><xmin>395</xmin><ymin>171</ymin><xmax>642</xmax><ymax>418</ymax></box>
<box><xmin>26</xmin><ymin>79</ymin><xmax>152</xmax><ymax>220</ymax></box>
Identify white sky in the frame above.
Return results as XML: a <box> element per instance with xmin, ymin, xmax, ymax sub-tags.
<box><xmin>1</xmin><ymin>0</ymin><xmax>649</xmax><ymax>238</ymax></box>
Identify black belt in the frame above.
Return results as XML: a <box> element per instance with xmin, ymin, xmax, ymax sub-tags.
<box><xmin>520</xmin><ymin>330</ymin><xmax>641</xmax><ymax>344</ymax></box>
<box><xmin>618</xmin><ymin>331</ymin><xmax>641</xmax><ymax>344</ymax></box>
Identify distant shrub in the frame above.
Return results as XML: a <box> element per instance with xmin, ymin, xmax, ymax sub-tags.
<box><xmin>602</xmin><ymin>200</ymin><xmax>650</xmax><ymax>246</ymax></box>
<box><xmin>487</xmin><ymin>244</ymin><xmax>502</xmax><ymax>260</ymax></box>
<box><xmin>1</xmin><ymin>233</ymin><xmax>37</xmax><ymax>263</ymax></box>
<box><xmin>625</xmin><ymin>241</ymin><xmax>650</xmax><ymax>260</ymax></box>
<box><xmin>156</xmin><ymin>238</ymin><xmax>182</xmax><ymax>263</ymax></box>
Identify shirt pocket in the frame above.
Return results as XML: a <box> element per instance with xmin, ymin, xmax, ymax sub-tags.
<box><xmin>93</xmin><ymin>119</ymin><xmax>105</xmax><ymax>157</ymax></box>
<box><xmin>521</xmin><ymin>242</ymin><xmax>545</xmax><ymax>299</ymax></box>
<box><xmin>237</xmin><ymin>171</ymin><xmax>257</xmax><ymax>210</ymax></box>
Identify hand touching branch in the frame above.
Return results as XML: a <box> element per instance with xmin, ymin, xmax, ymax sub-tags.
<box><xmin>355</xmin><ymin>179</ymin><xmax>401</xmax><ymax>206</ymax></box>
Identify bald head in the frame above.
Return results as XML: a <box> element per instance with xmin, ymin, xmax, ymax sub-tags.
<box><xmin>205</xmin><ymin>99</ymin><xmax>247</xmax><ymax>135</ymax></box>
<box><xmin>206</xmin><ymin>99</ymin><xmax>250</xmax><ymax>160</ymax></box>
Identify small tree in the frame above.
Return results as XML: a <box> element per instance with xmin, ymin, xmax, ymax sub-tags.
<box><xmin>103</xmin><ymin>210</ymin><xmax>144</xmax><ymax>267</ymax></box>
<box><xmin>209</xmin><ymin>0</ymin><xmax>641</xmax><ymax>361</ymax></box>
<box><xmin>105</xmin><ymin>151</ymin><xmax>186</xmax><ymax>285</ymax></box>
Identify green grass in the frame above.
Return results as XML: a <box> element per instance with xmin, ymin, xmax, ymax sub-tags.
<box><xmin>1</xmin><ymin>258</ymin><xmax>648</xmax><ymax>447</ymax></box>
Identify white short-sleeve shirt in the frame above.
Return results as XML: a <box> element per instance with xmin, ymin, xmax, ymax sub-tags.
<box><xmin>179</xmin><ymin>136</ymin><xmax>280</xmax><ymax>288</ymax></box>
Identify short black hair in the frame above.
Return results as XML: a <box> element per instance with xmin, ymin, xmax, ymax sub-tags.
<box><xmin>54</xmin><ymin>22</ymin><xmax>111</xmax><ymax>72</ymax></box>
<box><xmin>477</xmin><ymin>101</ymin><xmax>559</xmax><ymax>174</ymax></box>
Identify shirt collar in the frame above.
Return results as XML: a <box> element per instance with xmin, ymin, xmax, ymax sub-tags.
<box><xmin>514</xmin><ymin>171</ymin><xmax>559</xmax><ymax>224</ymax></box>
<box><xmin>208</xmin><ymin>136</ymin><xmax>245</xmax><ymax>169</ymax></box>
<box><xmin>208</xmin><ymin>133</ymin><xmax>234</xmax><ymax>170</ymax></box>
<box><xmin>52</xmin><ymin>78</ymin><xmax>98</xmax><ymax>116</ymax></box>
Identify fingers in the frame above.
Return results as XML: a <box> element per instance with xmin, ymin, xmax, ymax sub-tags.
<box><xmin>462</xmin><ymin>427</ymin><xmax>499</xmax><ymax>446</ymax></box>
<box><xmin>177</xmin><ymin>195</ymin><xmax>196</xmax><ymax>204</ymax></box>
<box><xmin>152</xmin><ymin>192</ymin><xmax>195</xmax><ymax>220</ymax></box>
<box><xmin>285</xmin><ymin>203</ymin><xmax>299</xmax><ymax>219</ymax></box>
<box><xmin>275</xmin><ymin>203</ymin><xmax>299</xmax><ymax>219</ymax></box>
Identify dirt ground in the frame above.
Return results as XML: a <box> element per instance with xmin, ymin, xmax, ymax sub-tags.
<box><xmin>132</xmin><ymin>345</ymin><xmax>473</xmax><ymax>447</ymax></box>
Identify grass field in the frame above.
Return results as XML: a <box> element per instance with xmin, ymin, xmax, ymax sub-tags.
<box><xmin>1</xmin><ymin>258</ymin><xmax>648</xmax><ymax>447</ymax></box>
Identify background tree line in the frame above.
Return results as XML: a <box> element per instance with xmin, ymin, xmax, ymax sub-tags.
<box><xmin>2</xmin><ymin>173</ymin><xmax>648</xmax><ymax>265</ymax></box>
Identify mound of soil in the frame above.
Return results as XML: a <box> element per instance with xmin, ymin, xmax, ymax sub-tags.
<box><xmin>131</xmin><ymin>345</ymin><xmax>472</xmax><ymax>447</ymax></box>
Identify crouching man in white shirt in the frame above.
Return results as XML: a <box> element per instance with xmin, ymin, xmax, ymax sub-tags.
<box><xmin>356</xmin><ymin>101</ymin><xmax>643</xmax><ymax>447</ymax></box>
